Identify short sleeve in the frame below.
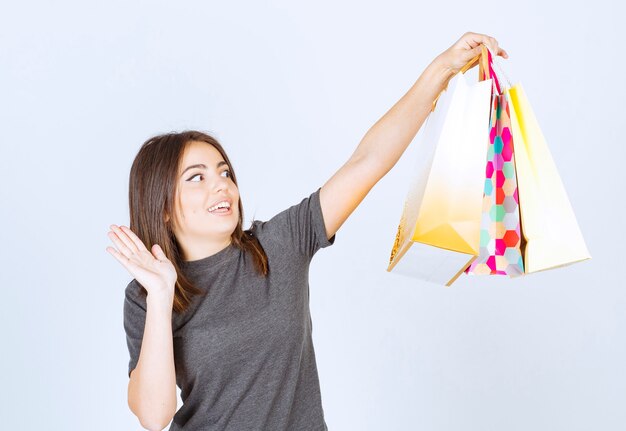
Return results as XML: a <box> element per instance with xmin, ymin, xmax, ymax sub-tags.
<box><xmin>254</xmin><ymin>187</ymin><xmax>336</xmax><ymax>260</ymax></box>
<box><xmin>123</xmin><ymin>279</ymin><xmax>147</xmax><ymax>378</ymax></box>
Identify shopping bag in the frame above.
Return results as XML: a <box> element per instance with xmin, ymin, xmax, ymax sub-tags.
<box><xmin>465</xmin><ymin>46</ymin><xmax>525</xmax><ymax>276</ymax></box>
<box><xmin>505</xmin><ymin>84</ymin><xmax>591</xmax><ymax>273</ymax></box>
<box><xmin>387</xmin><ymin>63</ymin><xmax>493</xmax><ymax>286</ymax></box>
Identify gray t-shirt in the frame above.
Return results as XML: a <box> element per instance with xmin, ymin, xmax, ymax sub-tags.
<box><xmin>124</xmin><ymin>187</ymin><xmax>336</xmax><ymax>430</ymax></box>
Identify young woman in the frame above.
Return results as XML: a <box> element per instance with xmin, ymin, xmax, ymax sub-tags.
<box><xmin>107</xmin><ymin>32</ymin><xmax>507</xmax><ymax>431</ymax></box>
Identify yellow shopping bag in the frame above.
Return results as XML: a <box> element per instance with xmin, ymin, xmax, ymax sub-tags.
<box><xmin>506</xmin><ymin>85</ymin><xmax>591</xmax><ymax>273</ymax></box>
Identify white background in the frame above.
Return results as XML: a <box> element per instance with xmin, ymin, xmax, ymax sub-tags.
<box><xmin>1</xmin><ymin>1</ymin><xmax>624</xmax><ymax>430</ymax></box>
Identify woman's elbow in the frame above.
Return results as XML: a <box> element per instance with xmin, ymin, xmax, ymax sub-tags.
<box><xmin>129</xmin><ymin>397</ymin><xmax>175</xmax><ymax>431</ymax></box>
<box><xmin>127</xmin><ymin>370</ymin><xmax>176</xmax><ymax>430</ymax></box>
<box><xmin>139</xmin><ymin>418</ymin><xmax>172</xmax><ymax>431</ymax></box>
<box><xmin>137</xmin><ymin>410</ymin><xmax>175</xmax><ymax>431</ymax></box>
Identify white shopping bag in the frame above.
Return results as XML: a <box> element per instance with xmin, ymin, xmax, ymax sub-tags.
<box><xmin>387</xmin><ymin>70</ymin><xmax>493</xmax><ymax>286</ymax></box>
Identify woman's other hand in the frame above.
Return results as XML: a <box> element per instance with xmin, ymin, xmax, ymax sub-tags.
<box><xmin>434</xmin><ymin>31</ymin><xmax>508</xmax><ymax>78</ymax></box>
<box><xmin>106</xmin><ymin>224</ymin><xmax>177</xmax><ymax>300</ymax></box>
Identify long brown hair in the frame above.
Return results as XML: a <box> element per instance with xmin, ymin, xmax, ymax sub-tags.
<box><xmin>128</xmin><ymin>130</ymin><xmax>268</xmax><ymax>314</ymax></box>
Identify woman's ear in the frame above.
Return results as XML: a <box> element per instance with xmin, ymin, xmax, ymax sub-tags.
<box><xmin>164</xmin><ymin>212</ymin><xmax>170</xmax><ymax>223</ymax></box>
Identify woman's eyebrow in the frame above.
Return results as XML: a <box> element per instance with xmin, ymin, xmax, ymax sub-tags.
<box><xmin>181</xmin><ymin>161</ymin><xmax>228</xmax><ymax>177</ymax></box>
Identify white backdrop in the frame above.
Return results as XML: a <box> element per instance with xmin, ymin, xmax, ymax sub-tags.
<box><xmin>1</xmin><ymin>1</ymin><xmax>624</xmax><ymax>430</ymax></box>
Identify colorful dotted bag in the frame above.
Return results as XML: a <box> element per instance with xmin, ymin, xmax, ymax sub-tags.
<box><xmin>465</xmin><ymin>45</ymin><xmax>525</xmax><ymax>277</ymax></box>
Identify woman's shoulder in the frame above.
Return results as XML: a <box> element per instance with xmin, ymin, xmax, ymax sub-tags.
<box><xmin>245</xmin><ymin>188</ymin><xmax>332</xmax><ymax>259</ymax></box>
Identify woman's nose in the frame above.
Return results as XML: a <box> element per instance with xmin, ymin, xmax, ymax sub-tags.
<box><xmin>212</xmin><ymin>175</ymin><xmax>229</xmax><ymax>192</ymax></box>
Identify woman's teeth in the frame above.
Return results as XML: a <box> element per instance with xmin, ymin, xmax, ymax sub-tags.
<box><xmin>208</xmin><ymin>201</ymin><xmax>231</xmax><ymax>212</ymax></box>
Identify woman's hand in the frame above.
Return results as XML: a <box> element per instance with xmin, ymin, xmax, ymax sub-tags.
<box><xmin>434</xmin><ymin>31</ymin><xmax>508</xmax><ymax>78</ymax></box>
<box><xmin>106</xmin><ymin>224</ymin><xmax>177</xmax><ymax>300</ymax></box>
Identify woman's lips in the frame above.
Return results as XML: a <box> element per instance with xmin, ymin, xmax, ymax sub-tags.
<box><xmin>208</xmin><ymin>207</ymin><xmax>233</xmax><ymax>216</ymax></box>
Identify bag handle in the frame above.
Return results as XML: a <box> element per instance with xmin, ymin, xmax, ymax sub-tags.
<box><xmin>476</xmin><ymin>44</ymin><xmax>502</xmax><ymax>94</ymax></box>
<box><xmin>479</xmin><ymin>44</ymin><xmax>513</xmax><ymax>91</ymax></box>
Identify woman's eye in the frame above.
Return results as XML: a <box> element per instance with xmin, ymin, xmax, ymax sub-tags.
<box><xmin>187</xmin><ymin>171</ymin><xmax>230</xmax><ymax>182</ymax></box>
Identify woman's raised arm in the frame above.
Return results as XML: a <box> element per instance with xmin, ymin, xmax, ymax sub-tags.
<box><xmin>319</xmin><ymin>32</ymin><xmax>508</xmax><ymax>240</ymax></box>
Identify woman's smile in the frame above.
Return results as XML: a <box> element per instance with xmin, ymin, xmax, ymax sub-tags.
<box><xmin>208</xmin><ymin>206</ymin><xmax>233</xmax><ymax>216</ymax></box>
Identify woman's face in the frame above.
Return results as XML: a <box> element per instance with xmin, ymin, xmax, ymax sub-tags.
<box><xmin>169</xmin><ymin>141</ymin><xmax>240</xmax><ymax>252</ymax></box>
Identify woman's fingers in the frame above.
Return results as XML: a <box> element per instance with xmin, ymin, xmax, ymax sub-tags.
<box><xmin>462</xmin><ymin>32</ymin><xmax>507</xmax><ymax>59</ymax></box>
<box><xmin>107</xmin><ymin>229</ymin><xmax>135</xmax><ymax>258</ymax></box>
<box><xmin>487</xmin><ymin>36</ymin><xmax>499</xmax><ymax>56</ymax></box>
<box><xmin>106</xmin><ymin>228</ymin><xmax>176</xmax><ymax>294</ymax></box>
<box><xmin>443</xmin><ymin>32</ymin><xmax>508</xmax><ymax>75</ymax></box>
<box><xmin>119</xmin><ymin>225</ymin><xmax>149</xmax><ymax>252</ymax></box>
<box><xmin>483</xmin><ymin>36</ymin><xmax>507</xmax><ymax>58</ymax></box>
<box><xmin>106</xmin><ymin>245</ymin><xmax>143</xmax><ymax>275</ymax></box>
<box><xmin>110</xmin><ymin>224</ymin><xmax>140</xmax><ymax>254</ymax></box>
<box><xmin>485</xmin><ymin>36</ymin><xmax>508</xmax><ymax>59</ymax></box>
<box><xmin>107</xmin><ymin>226</ymin><xmax>164</xmax><ymax>269</ymax></box>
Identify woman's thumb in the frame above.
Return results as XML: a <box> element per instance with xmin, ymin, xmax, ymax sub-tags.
<box><xmin>152</xmin><ymin>244</ymin><xmax>167</xmax><ymax>261</ymax></box>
